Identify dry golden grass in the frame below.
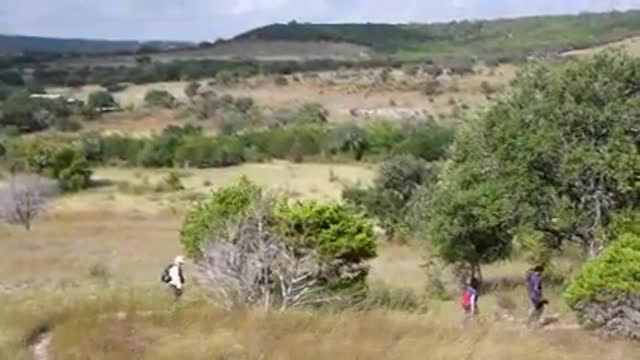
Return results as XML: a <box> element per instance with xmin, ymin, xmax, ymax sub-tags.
<box><xmin>82</xmin><ymin>109</ymin><xmax>217</xmax><ymax>136</ymax></box>
<box><xmin>1</xmin><ymin>286</ymin><xmax>637</xmax><ymax>360</ymax></box>
<box><xmin>2</xmin><ymin>212</ymin><xmax>638</xmax><ymax>359</ymax></box>
<box><xmin>1</xmin><ymin>162</ymin><xmax>638</xmax><ymax>358</ymax></box>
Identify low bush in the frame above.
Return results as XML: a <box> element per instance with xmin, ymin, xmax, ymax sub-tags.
<box><xmin>87</xmin><ymin>91</ymin><xmax>117</xmax><ymax>109</ymax></box>
<box><xmin>564</xmin><ymin>233</ymin><xmax>640</xmax><ymax>339</ymax></box>
<box><xmin>185</xmin><ymin>179</ymin><xmax>377</xmax><ymax>305</ymax></box>
<box><xmin>5</xmin><ymin>121</ymin><xmax>454</xmax><ymax>171</ymax></box>
<box><xmin>423</xmin><ymin>79</ymin><xmax>444</xmax><ymax>96</ymax></box>
<box><xmin>155</xmin><ymin>172</ymin><xmax>185</xmax><ymax>192</ymax></box>
<box><xmin>174</xmin><ymin>136</ymin><xmax>244</xmax><ymax>168</ymax></box>
<box><xmin>274</xmin><ymin>76</ymin><xmax>289</xmax><ymax>87</ymax></box>
<box><xmin>9</xmin><ymin>140</ymin><xmax>92</xmax><ymax>192</ymax></box>
<box><xmin>180</xmin><ymin>177</ymin><xmax>261</xmax><ymax>258</ymax></box>
<box><xmin>565</xmin><ymin>233</ymin><xmax>640</xmax><ymax>306</ymax></box>
<box><xmin>343</xmin><ymin>154</ymin><xmax>434</xmax><ymax>241</ymax></box>
<box><xmin>144</xmin><ymin>89</ymin><xmax>178</xmax><ymax>109</ymax></box>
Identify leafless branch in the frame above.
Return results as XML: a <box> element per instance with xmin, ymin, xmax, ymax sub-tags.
<box><xmin>195</xmin><ymin>203</ymin><xmax>337</xmax><ymax>311</ymax></box>
<box><xmin>0</xmin><ymin>174</ymin><xmax>57</xmax><ymax>230</ymax></box>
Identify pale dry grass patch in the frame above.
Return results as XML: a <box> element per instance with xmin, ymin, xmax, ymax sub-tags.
<box><xmin>45</xmin><ymin>62</ymin><xmax>518</xmax><ymax>129</ymax></box>
<box><xmin>90</xmin><ymin>162</ymin><xmax>375</xmax><ymax>205</ymax></box>
<box><xmin>562</xmin><ymin>35</ymin><xmax>640</xmax><ymax>57</ymax></box>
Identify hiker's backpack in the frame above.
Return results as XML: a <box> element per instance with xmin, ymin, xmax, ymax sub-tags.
<box><xmin>461</xmin><ymin>287</ymin><xmax>475</xmax><ymax>308</ymax></box>
<box><xmin>161</xmin><ymin>264</ymin><xmax>173</xmax><ymax>283</ymax></box>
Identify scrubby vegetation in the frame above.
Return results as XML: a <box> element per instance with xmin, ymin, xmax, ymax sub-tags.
<box><xmin>0</xmin><ymin>119</ymin><xmax>454</xmax><ymax>171</ymax></box>
<box><xmin>7</xmin><ymin>140</ymin><xmax>92</xmax><ymax>192</ymax></box>
<box><xmin>180</xmin><ymin>177</ymin><xmax>261</xmax><ymax>259</ymax></box>
<box><xmin>564</xmin><ymin>233</ymin><xmax>640</xmax><ymax>339</ymax></box>
<box><xmin>183</xmin><ymin>178</ymin><xmax>376</xmax><ymax>307</ymax></box>
<box><xmin>344</xmin><ymin>154</ymin><xmax>435</xmax><ymax>242</ymax></box>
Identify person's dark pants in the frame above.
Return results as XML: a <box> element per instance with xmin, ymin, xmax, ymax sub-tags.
<box><xmin>527</xmin><ymin>299</ymin><xmax>545</xmax><ymax>324</ymax></box>
<box><xmin>170</xmin><ymin>285</ymin><xmax>183</xmax><ymax>301</ymax></box>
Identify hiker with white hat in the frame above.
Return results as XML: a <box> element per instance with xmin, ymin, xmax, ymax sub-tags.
<box><xmin>161</xmin><ymin>256</ymin><xmax>185</xmax><ymax>300</ymax></box>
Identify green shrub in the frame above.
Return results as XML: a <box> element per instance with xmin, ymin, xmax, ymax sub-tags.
<box><xmin>0</xmin><ymin>94</ymin><xmax>50</xmax><ymax>133</ymax></box>
<box><xmin>295</xmin><ymin>103</ymin><xmax>329</xmax><ymax>124</ymax></box>
<box><xmin>391</xmin><ymin>122</ymin><xmax>454</xmax><ymax>161</ymax></box>
<box><xmin>343</xmin><ymin>154</ymin><xmax>434</xmax><ymax>241</ymax></box>
<box><xmin>174</xmin><ymin>136</ymin><xmax>244</xmax><ymax>168</ymax></box>
<box><xmin>184</xmin><ymin>81</ymin><xmax>201</xmax><ymax>100</ymax></box>
<box><xmin>276</xmin><ymin>201</ymin><xmax>376</xmax><ymax>262</ymax></box>
<box><xmin>423</xmin><ymin>80</ymin><xmax>443</xmax><ymax>96</ymax></box>
<box><xmin>564</xmin><ymin>233</ymin><xmax>640</xmax><ymax>307</ymax></box>
<box><xmin>11</xmin><ymin>140</ymin><xmax>92</xmax><ymax>192</ymax></box>
<box><xmin>144</xmin><ymin>89</ymin><xmax>178</xmax><ymax>109</ymax></box>
<box><xmin>234</xmin><ymin>97</ymin><xmax>255</xmax><ymax>113</ymax></box>
<box><xmin>137</xmin><ymin>135</ymin><xmax>182</xmax><ymax>167</ymax></box>
<box><xmin>274</xmin><ymin>76</ymin><xmax>289</xmax><ymax>86</ymax></box>
<box><xmin>480</xmin><ymin>81</ymin><xmax>496</xmax><ymax>96</ymax></box>
<box><xmin>180</xmin><ymin>177</ymin><xmax>261</xmax><ymax>258</ymax></box>
<box><xmin>48</xmin><ymin>146</ymin><xmax>92</xmax><ymax>192</ymax></box>
<box><xmin>87</xmin><ymin>91</ymin><xmax>117</xmax><ymax>109</ymax></box>
<box><xmin>218</xmin><ymin>111</ymin><xmax>247</xmax><ymax>135</ymax></box>
<box><xmin>155</xmin><ymin>172</ymin><xmax>185</xmax><ymax>192</ymax></box>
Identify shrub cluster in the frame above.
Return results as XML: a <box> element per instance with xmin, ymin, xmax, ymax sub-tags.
<box><xmin>7</xmin><ymin>139</ymin><xmax>92</xmax><ymax>192</ymax></box>
<box><xmin>28</xmin><ymin>58</ymin><xmax>408</xmax><ymax>88</ymax></box>
<box><xmin>181</xmin><ymin>178</ymin><xmax>377</xmax><ymax>292</ymax></box>
<box><xmin>564</xmin><ymin>233</ymin><xmax>640</xmax><ymax>338</ymax></box>
<box><xmin>77</xmin><ymin>121</ymin><xmax>453</xmax><ymax>168</ymax></box>
<box><xmin>0</xmin><ymin>93</ymin><xmax>84</xmax><ymax>134</ymax></box>
<box><xmin>144</xmin><ymin>89</ymin><xmax>178</xmax><ymax>109</ymax></box>
<box><xmin>564</xmin><ymin>233</ymin><xmax>640</xmax><ymax>307</ymax></box>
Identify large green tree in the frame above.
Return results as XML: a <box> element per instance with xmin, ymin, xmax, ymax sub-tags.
<box><xmin>418</xmin><ymin>125</ymin><xmax>516</xmax><ymax>280</ymax></box>
<box><xmin>482</xmin><ymin>50</ymin><xmax>640</xmax><ymax>258</ymax></box>
<box><xmin>430</xmin><ymin>50</ymin><xmax>640</xmax><ymax>261</ymax></box>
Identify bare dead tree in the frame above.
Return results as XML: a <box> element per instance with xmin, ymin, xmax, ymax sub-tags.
<box><xmin>0</xmin><ymin>174</ymin><xmax>57</xmax><ymax>230</ymax></box>
<box><xmin>195</xmin><ymin>200</ymin><xmax>341</xmax><ymax>311</ymax></box>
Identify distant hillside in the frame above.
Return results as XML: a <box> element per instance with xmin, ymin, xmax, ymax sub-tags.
<box><xmin>235</xmin><ymin>10</ymin><xmax>640</xmax><ymax>60</ymax></box>
<box><xmin>0</xmin><ymin>34</ymin><xmax>191</xmax><ymax>55</ymax></box>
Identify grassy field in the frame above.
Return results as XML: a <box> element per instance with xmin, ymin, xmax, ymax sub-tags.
<box><xmin>3</xmin><ymin>285</ymin><xmax>639</xmax><ymax>360</ymax></box>
<box><xmin>1</xmin><ymin>162</ymin><xmax>639</xmax><ymax>358</ymax></box>
<box><xmin>1</xmin><ymin>162</ymin><xmax>375</xmax><ymax>286</ymax></box>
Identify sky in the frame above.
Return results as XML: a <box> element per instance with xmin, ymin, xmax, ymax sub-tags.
<box><xmin>1</xmin><ymin>0</ymin><xmax>640</xmax><ymax>41</ymax></box>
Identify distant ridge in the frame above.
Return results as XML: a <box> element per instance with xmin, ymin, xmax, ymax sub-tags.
<box><xmin>4</xmin><ymin>9</ymin><xmax>640</xmax><ymax>61</ymax></box>
<box><xmin>0</xmin><ymin>34</ymin><xmax>192</xmax><ymax>55</ymax></box>
<box><xmin>233</xmin><ymin>10</ymin><xmax>640</xmax><ymax>59</ymax></box>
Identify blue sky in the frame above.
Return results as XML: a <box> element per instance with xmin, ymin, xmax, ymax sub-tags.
<box><xmin>1</xmin><ymin>0</ymin><xmax>639</xmax><ymax>41</ymax></box>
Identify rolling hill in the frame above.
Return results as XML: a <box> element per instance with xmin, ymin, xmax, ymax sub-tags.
<box><xmin>235</xmin><ymin>10</ymin><xmax>640</xmax><ymax>60</ymax></box>
<box><xmin>5</xmin><ymin>9</ymin><xmax>640</xmax><ymax>65</ymax></box>
<box><xmin>0</xmin><ymin>34</ymin><xmax>191</xmax><ymax>55</ymax></box>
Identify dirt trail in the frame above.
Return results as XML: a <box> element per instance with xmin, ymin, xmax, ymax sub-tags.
<box><xmin>31</xmin><ymin>331</ymin><xmax>52</xmax><ymax>360</ymax></box>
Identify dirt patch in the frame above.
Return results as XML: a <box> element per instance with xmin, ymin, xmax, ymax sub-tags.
<box><xmin>562</xmin><ymin>36</ymin><xmax>640</xmax><ymax>57</ymax></box>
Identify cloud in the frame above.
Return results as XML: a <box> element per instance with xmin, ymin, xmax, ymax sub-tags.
<box><xmin>230</xmin><ymin>0</ymin><xmax>292</xmax><ymax>15</ymax></box>
<box><xmin>0</xmin><ymin>0</ymin><xmax>639</xmax><ymax>40</ymax></box>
